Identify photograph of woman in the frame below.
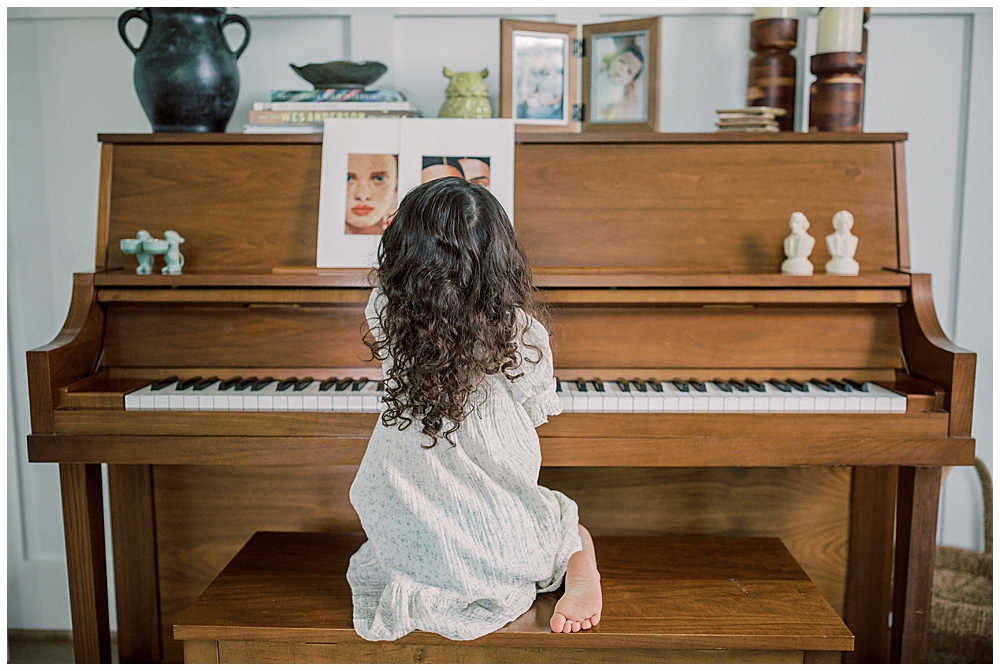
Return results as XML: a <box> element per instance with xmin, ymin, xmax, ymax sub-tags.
<box><xmin>592</xmin><ymin>32</ymin><xmax>647</xmax><ymax>123</ymax></box>
<box><xmin>421</xmin><ymin>156</ymin><xmax>491</xmax><ymax>190</ymax></box>
<box><xmin>346</xmin><ymin>153</ymin><xmax>398</xmax><ymax>235</ymax></box>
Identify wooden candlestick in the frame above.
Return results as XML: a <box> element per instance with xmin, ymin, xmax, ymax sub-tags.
<box><xmin>747</xmin><ymin>18</ymin><xmax>798</xmax><ymax>131</ymax></box>
<box><xmin>808</xmin><ymin>51</ymin><xmax>864</xmax><ymax>132</ymax></box>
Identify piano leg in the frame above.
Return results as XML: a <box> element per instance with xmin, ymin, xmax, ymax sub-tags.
<box><xmin>890</xmin><ymin>466</ymin><xmax>942</xmax><ymax>663</ymax></box>
<box><xmin>843</xmin><ymin>466</ymin><xmax>897</xmax><ymax>663</ymax></box>
<box><xmin>58</xmin><ymin>463</ymin><xmax>112</xmax><ymax>663</ymax></box>
<box><xmin>108</xmin><ymin>464</ymin><xmax>162</xmax><ymax>662</ymax></box>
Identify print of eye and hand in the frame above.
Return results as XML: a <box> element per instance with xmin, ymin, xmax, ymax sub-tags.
<box><xmin>345</xmin><ymin>153</ymin><xmax>399</xmax><ymax>235</ymax></box>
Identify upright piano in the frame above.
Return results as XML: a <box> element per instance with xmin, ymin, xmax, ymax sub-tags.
<box><xmin>27</xmin><ymin>132</ymin><xmax>975</xmax><ymax>663</ymax></box>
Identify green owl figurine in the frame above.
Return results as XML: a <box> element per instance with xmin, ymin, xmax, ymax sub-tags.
<box><xmin>437</xmin><ymin>67</ymin><xmax>493</xmax><ymax>118</ymax></box>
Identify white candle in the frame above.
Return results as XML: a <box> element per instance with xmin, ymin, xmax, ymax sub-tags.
<box><xmin>753</xmin><ymin>8</ymin><xmax>797</xmax><ymax>20</ymax></box>
<box><xmin>816</xmin><ymin>7</ymin><xmax>864</xmax><ymax>54</ymax></box>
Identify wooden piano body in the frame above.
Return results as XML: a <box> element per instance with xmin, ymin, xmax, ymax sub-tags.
<box><xmin>27</xmin><ymin>132</ymin><xmax>975</xmax><ymax>663</ymax></box>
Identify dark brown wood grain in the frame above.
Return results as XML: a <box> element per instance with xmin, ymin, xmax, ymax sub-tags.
<box><xmin>893</xmin><ymin>142</ymin><xmax>911</xmax><ymax>270</ymax></box>
<box><xmin>173</xmin><ymin>532</ymin><xmax>853</xmax><ymax>658</ymax></box>
<box><xmin>106</xmin><ymin>144</ymin><xmax>324</xmax><ymax>272</ymax></box>
<box><xmin>891</xmin><ymin>466</ymin><xmax>942</xmax><ymax>663</ymax></box>
<box><xmin>59</xmin><ymin>463</ymin><xmax>111</xmax><ymax>663</ymax></box>
<box><xmin>901</xmin><ymin>274</ymin><xmax>977</xmax><ymax>438</ymax></box>
<box><xmin>26</xmin><ymin>274</ymin><xmax>104</xmax><ymax>433</ymax></box>
<box><xmin>108</xmin><ymin>465</ymin><xmax>162</xmax><ymax>663</ymax></box>
<box><xmin>28</xmin><ymin>433</ymin><xmax>973</xmax><ymax>468</ymax></box>
<box><xmin>842</xmin><ymin>465</ymin><xmax>897</xmax><ymax>663</ymax></box>
<box><xmin>514</xmin><ymin>142</ymin><xmax>899</xmax><ymax>272</ymax></box>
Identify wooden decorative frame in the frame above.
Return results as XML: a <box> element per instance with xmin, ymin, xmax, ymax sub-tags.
<box><xmin>500</xmin><ymin>19</ymin><xmax>578</xmax><ymax>133</ymax></box>
<box><xmin>582</xmin><ymin>17</ymin><xmax>661</xmax><ymax>133</ymax></box>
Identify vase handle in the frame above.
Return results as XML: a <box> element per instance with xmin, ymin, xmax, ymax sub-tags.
<box><xmin>221</xmin><ymin>13</ymin><xmax>251</xmax><ymax>60</ymax></box>
<box><xmin>117</xmin><ymin>8</ymin><xmax>150</xmax><ymax>55</ymax></box>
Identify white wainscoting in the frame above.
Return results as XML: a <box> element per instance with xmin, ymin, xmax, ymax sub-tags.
<box><xmin>6</xmin><ymin>6</ymin><xmax>992</xmax><ymax>630</ymax></box>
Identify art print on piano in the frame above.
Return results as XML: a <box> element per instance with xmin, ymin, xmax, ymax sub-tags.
<box><xmin>317</xmin><ymin>118</ymin><xmax>514</xmax><ymax>268</ymax></box>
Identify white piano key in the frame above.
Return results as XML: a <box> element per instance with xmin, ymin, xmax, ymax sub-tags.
<box><xmin>556</xmin><ymin>381</ymin><xmax>574</xmax><ymax>413</ymax></box>
<box><xmin>360</xmin><ymin>381</ymin><xmax>381</xmax><ymax>412</ymax></box>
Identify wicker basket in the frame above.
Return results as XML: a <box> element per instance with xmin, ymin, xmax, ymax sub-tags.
<box><xmin>927</xmin><ymin>457</ymin><xmax>993</xmax><ymax>663</ymax></box>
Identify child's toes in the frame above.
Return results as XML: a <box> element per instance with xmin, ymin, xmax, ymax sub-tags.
<box><xmin>591</xmin><ymin>612</ymin><xmax>601</xmax><ymax>626</ymax></box>
<box><xmin>550</xmin><ymin>613</ymin><xmax>566</xmax><ymax>633</ymax></box>
<box><xmin>580</xmin><ymin>619</ymin><xmax>592</xmax><ymax>630</ymax></box>
<box><xmin>571</xmin><ymin>620</ymin><xmax>581</xmax><ymax>632</ymax></box>
<box><xmin>563</xmin><ymin>619</ymin><xmax>573</xmax><ymax>634</ymax></box>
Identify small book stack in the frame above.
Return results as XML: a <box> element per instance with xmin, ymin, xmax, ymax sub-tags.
<box><xmin>714</xmin><ymin>106</ymin><xmax>785</xmax><ymax>133</ymax></box>
<box><xmin>243</xmin><ymin>88</ymin><xmax>421</xmax><ymax>134</ymax></box>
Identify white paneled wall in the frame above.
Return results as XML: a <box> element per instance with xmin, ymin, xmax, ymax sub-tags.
<box><xmin>6</xmin><ymin>7</ymin><xmax>991</xmax><ymax>630</ymax></box>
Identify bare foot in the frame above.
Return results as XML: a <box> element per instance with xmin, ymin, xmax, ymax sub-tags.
<box><xmin>550</xmin><ymin>525</ymin><xmax>602</xmax><ymax>633</ymax></box>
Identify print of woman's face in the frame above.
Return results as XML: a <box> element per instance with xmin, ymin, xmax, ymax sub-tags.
<box><xmin>346</xmin><ymin>153</ymin><xmax>398</xmax><ymax>232</ymax></box>
<box><xmin>608</xmin><ymin>50</ymin><xmax>643</xmax><ymax>86</ymax></box>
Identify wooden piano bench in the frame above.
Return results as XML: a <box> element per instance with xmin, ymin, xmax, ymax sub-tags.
<box><xmin>174</xmin><ymin>532</ymin><xmax>853</xmax><ymax>664</ymax></box>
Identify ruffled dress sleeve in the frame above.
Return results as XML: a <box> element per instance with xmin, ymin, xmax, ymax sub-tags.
<box><xmin>501</xmin><ymin>311</ymin><xmax>562</xmax><ymax>427</ymax></box>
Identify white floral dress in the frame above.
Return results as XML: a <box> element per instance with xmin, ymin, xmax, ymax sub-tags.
<box><xmin>347</xmin><ymin>288</ymin><xmax>582</xmax><ymax>641</ymax></box>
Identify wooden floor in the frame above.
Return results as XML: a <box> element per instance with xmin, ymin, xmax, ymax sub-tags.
<box><xmin>7</xmin><ymin>630</ymin><xmax>118</xmax><ymax>664</ymax></box>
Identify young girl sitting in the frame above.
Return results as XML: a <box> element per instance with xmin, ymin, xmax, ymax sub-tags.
<box><xmin>347</xmin><ymin>177</ymin><xmax>603</xmax><ymax>641</ymax></box>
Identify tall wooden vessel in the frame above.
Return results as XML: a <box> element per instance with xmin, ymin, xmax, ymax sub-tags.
<box><xmin>27</xmin><ymin>132</ymin><xmax>975</xmax><ymax>663</ymax></box>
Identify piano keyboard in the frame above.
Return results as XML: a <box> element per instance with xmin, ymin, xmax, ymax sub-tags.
<box><xmin>125</xmin><ymin>376</ymin><xmax>907</xmax><ymax>414</ymax></box>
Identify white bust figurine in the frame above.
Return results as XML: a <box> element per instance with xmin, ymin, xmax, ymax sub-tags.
<box><xmin>780</xmin><ymin>211</ymin><xmax>815</xmax><ymax>276</ymax></box>
<box><xmin>825</xmin><ymin>210</ymin><xmax>860</xmax><ymax>275</ymax></box>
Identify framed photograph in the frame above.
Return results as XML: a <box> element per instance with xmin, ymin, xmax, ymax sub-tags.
<box><xmin>582</xmin><ymin>17</ymin><xmax>660</xmax><ymax>133</ymax></box>
<box><xmin>397</xmin><ymin>118</ymin><xmax>515</xmax><ymax>225</ymax></box>
<box><xmin>500</xmin><ymin>19</ymin><xmax>578</xmax><ymax>133</ymax></box>
<box><xmin>316</xmin><ymin>117</ymin><xmax>403</xmax><ymax>268</ymax></box>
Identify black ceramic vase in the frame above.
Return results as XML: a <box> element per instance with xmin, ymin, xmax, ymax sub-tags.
<box><xmin>119</xmin><ymin>7</ymin><xmax>250</xmax><ymax>132</ymax></box>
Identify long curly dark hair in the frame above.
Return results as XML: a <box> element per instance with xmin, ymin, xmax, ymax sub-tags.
<box><xmin>366</xmin><ymin>177</ymin><xmax>541</xmax><ymax>448</ymax></box>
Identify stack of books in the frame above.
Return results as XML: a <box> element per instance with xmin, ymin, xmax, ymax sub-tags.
<box><xmin>714</xmin><ymin>107</ymin><xmax>785</xmax><ymax>132</ymax></box>
<box><xmin>243</xmin><ymin>88</ymin><xmax>421</xmax><ymax>134</ymax></box>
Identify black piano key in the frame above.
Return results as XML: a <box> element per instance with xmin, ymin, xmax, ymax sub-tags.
<box><xmin>276</xmin><ymin>377</ymin><xmax>297</xmax><ymax>391</ymax></box>
<box><xmin>768</xmin><ymin>378</ymin><xmax>791</xmax><ymax>392</ymax></box>
<box><xmin>785</xmin><ymin>378</ymin><xmax>808</xmax><ymax>392</ymax></box>
<box><xmin>335</xmin><ymin>379</ymin><xmax>354</xmax><ymax>392</ymax></box>
<box><xmin>193</xmin><ymin>376</ymin><xmax>220</xmax><ymax>391</ymax></box>
<box><xmin>631</xmin><ymin>379</ymin><xmax>648</xmax><ymax>393</ymax></box>
<box><xmin>728</xmin><ymin>378</ymin><xmax>749</xmax><ymax>392</ymax></box>
<box><xmin>175</xmin><ymin>376</ymin><xmax>202</xmax><ymax>391</ymax></box>
<box><xmin>236</xmin><ymin>376</ymin><xmax>258</xmax><ymax>391</ymax></box>
<box><xmin>809</xmin><ymin>378</ymin><xmax>834</xmax><ymax>392</ymax></box>
<box><xmin>377</xmin><ymin>381</ymin><xmax>385</xmax><ymax>392</ymax></box>
<box><xmin>592</xmin><ymin>379</ymin><xmax>605</xmax><ymax>392</ymax></box>
<box><xmin>150</xmin><ymin>375</ymin><xmax>179</xmax><ymax>391</ymax></box>
<box><xmin>670</xmin><ymin>378</ymin><xmax>689</xmax><ymax>392</ymax></box>
<box><xmin>745</xmin><ymin>378</ymin><xmax>766</xmax><ymax>392</ymax></box>
<box><xmin>575</xmin><ymin>378</ymin><xmax>587</xmax><ymax>393</ymax></box>
<box><xmin>319</xmin><ymin>377</ymin><xmax>338</xmax><ymax>391</ymax></box>
<box><xmin>352</xmin><ymin>377</ymin><xmax>370</xmax><ymax>392</ymax></box>
<box><xmin>218</xmin><ymin>376</ymin><xmax>242</xmax><ymax>391</ymax></box>
<box><xmin>843</xmin><ymin>378</ymin><xmax>869</xmax><ymax>392</ymax></box>
<box><xmin>294</xmin><ymin>377</ymin><xmax>314</xmax><ymax>391</ymax></box>
<box><xmin>826</xmin><ymin>378</ymin><xmax>850</xmax><ymax>392</ymax></box>
<box><xmin>555</xmin><ymin>379</ymin><xmax>562</xmax><ymax>393</ymax></box>
<box><xmin>251</xmin><ymin>377</ymin><xmax>275</xmax><ymax>392</ymax></box>
<box><xmin>616</xmin><ymin>378</ymin><xmax>631</xmax><ymax>392</ymax></box>
<box><xmin>688</xmin><ymin>378</ymin><xmax>707</xmax><ymax>393</ymax></box>
<box><xmin>646</xmin><ymin>379</ymin><xmax>663</xmax><ymax>393</ymax></box>
<box><xmin>711</xmin><ymin>378</ymin><xmax>732</xmax><ymax>392</ymax></box>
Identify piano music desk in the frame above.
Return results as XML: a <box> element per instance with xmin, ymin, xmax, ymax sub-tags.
<box><xmin>27</xmin><ymin>132</ymin><xmax>975</xmax><ymax>664</ymax></box>
<box><xmin>173</xmin><ymin>532</ymin><xmax>853</xmax><ymax>664</ymax></box>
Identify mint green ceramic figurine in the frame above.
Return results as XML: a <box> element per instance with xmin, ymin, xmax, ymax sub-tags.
<box><xmin>162</xmin><ymin>230</ymin><xmax>186</xmax><ymax>275</ymax></box>
<box><xmin>120</xmin><ymin>230</ymin><xmax>156</xmax><ymax>274</ymax></box>
<box><xmin>437</xmin><ymin>67</ymin><xmax>492</xmax><ymax>118</ymax></box>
